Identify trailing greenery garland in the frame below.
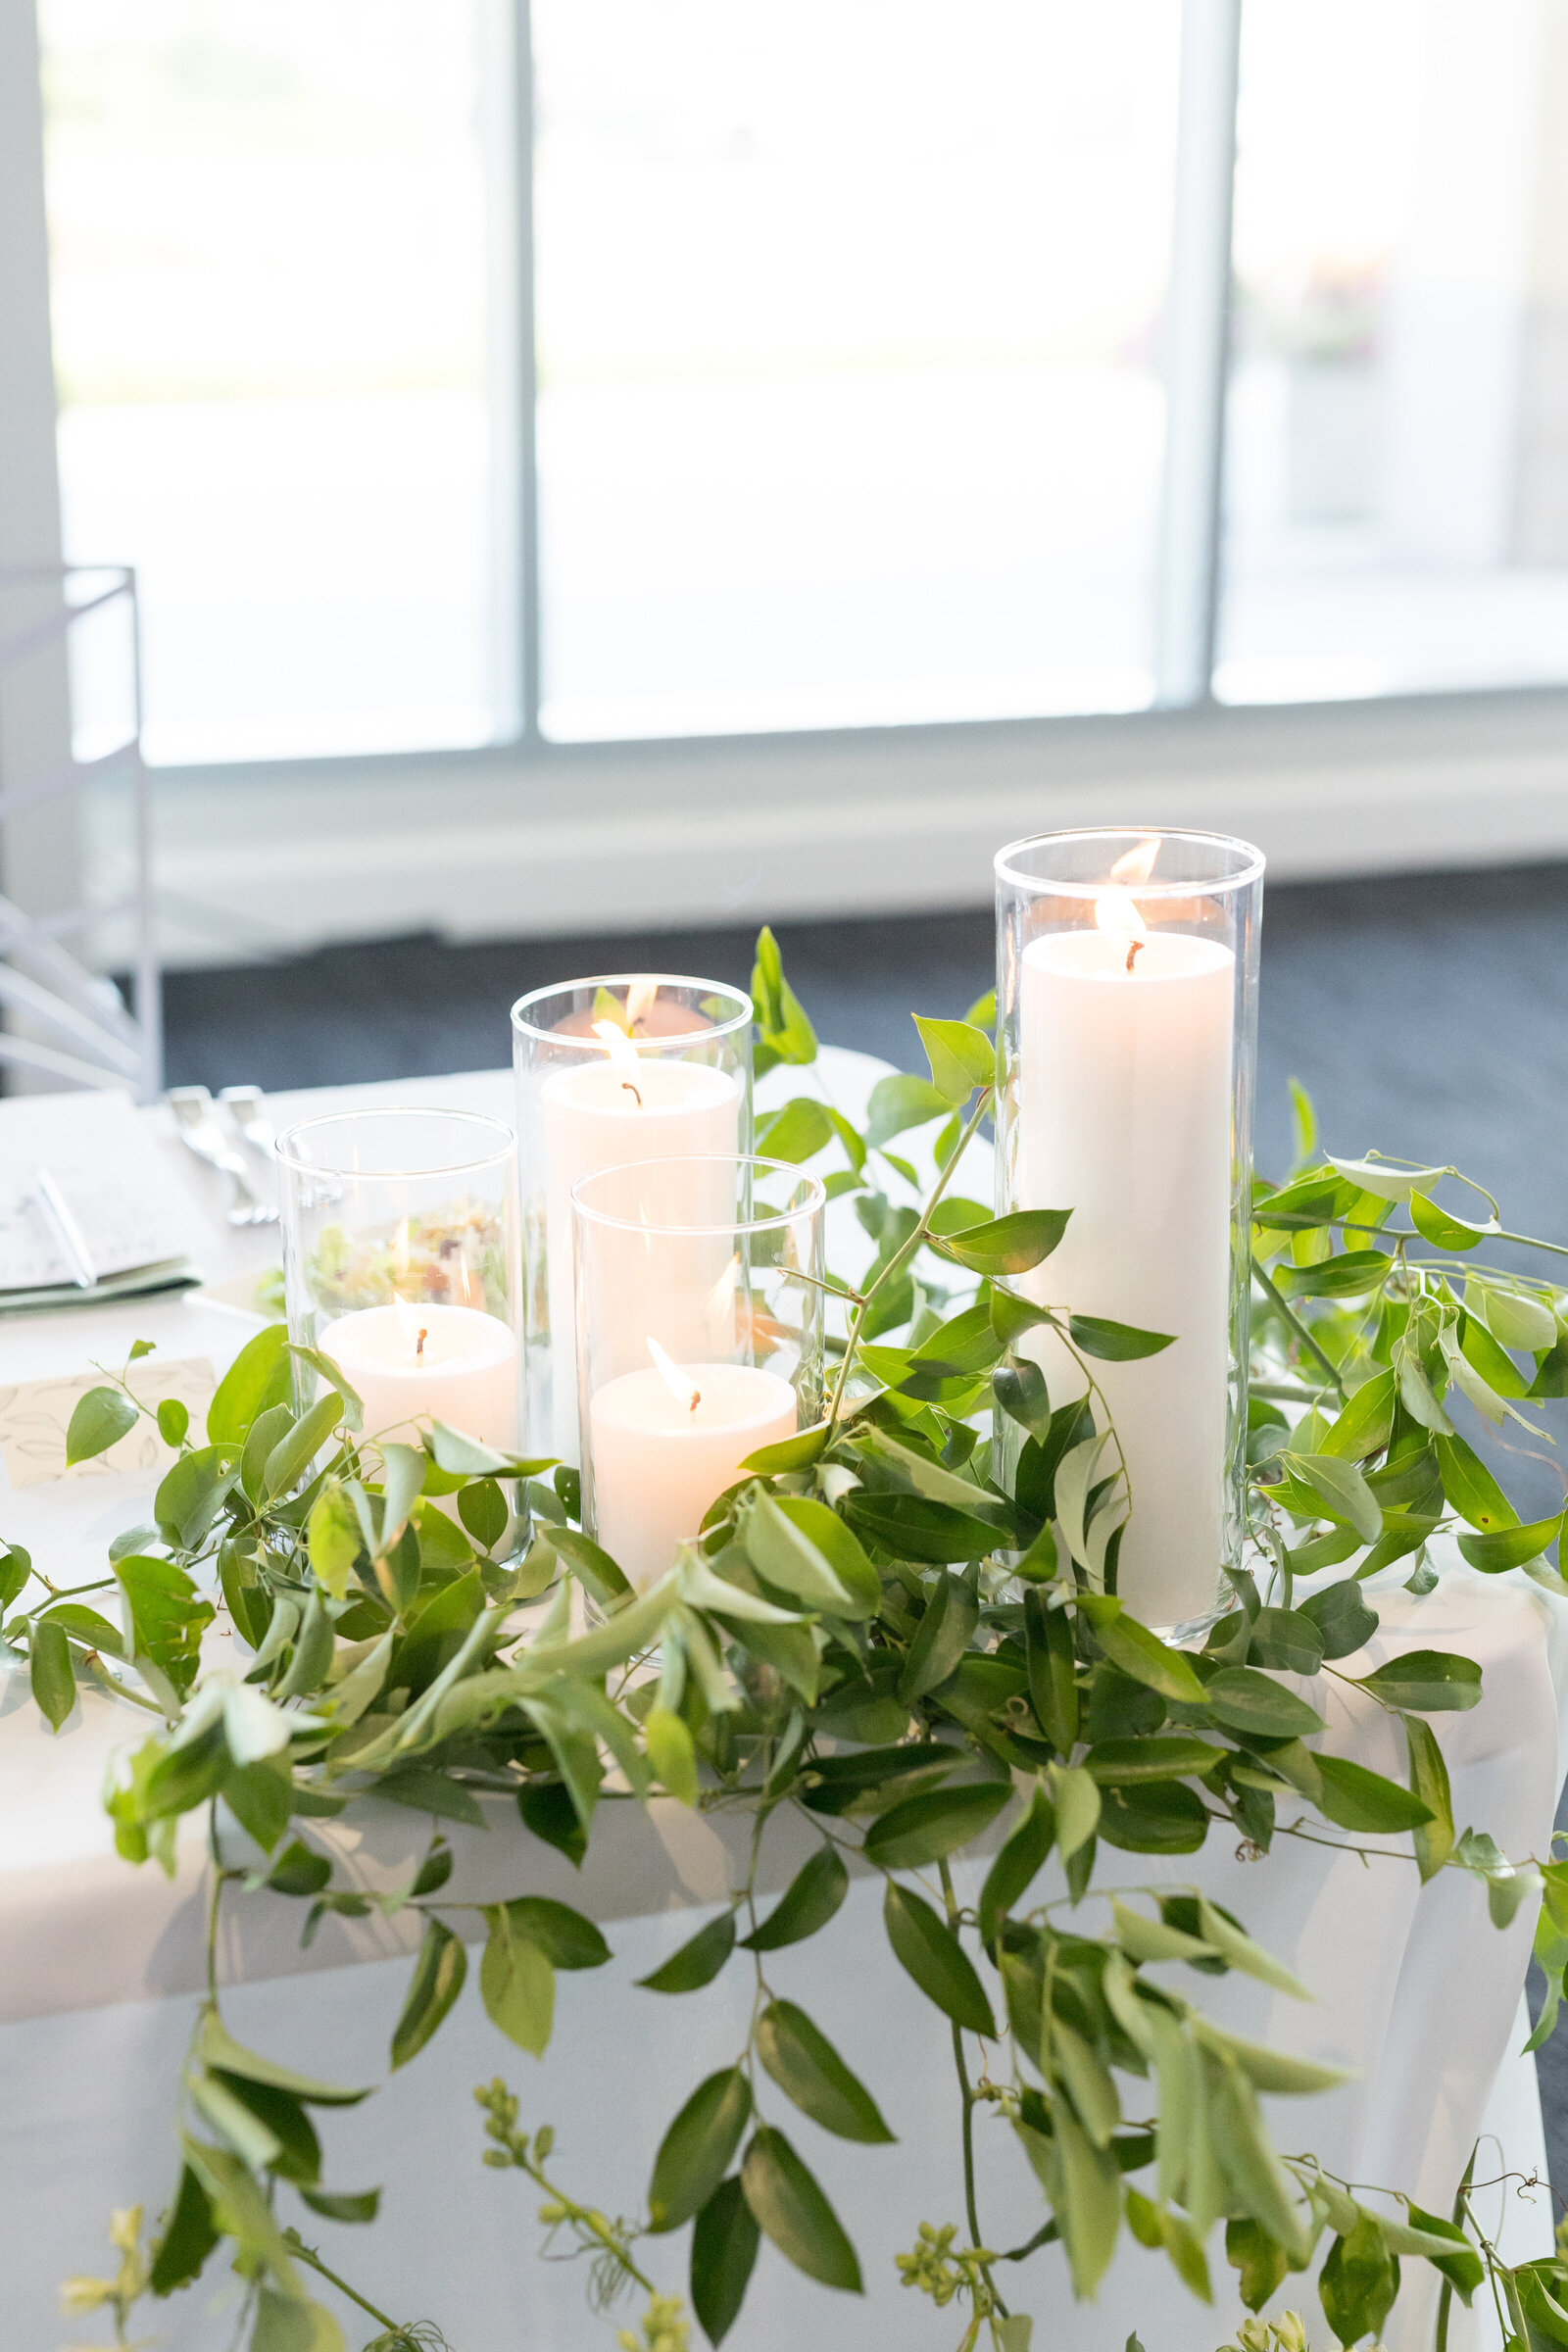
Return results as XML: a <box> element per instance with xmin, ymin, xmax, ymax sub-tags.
<box><xmin>15</xmin><ymin>929</ymin><xmax>1568</xmax><ymax>2352</ymax></box>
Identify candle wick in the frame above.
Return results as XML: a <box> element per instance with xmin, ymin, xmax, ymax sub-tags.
<box><xmin>621</xmin><ymin>1080</ymin><xmax>644</xmax><ymax>1107</ymax></box>
<box><xmin>1125</xmin><ymin>940</ymin><xmax>1144</xmax><ymax>975</ymax></box>
<box><xmin>416</xmin><ymin>1326</ymin><xmax>427</xmax><ymax>1359</ymax></box>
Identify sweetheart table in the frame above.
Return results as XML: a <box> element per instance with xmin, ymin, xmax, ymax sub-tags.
<box><xmin>1</xmin><ymin>1054</ymin><xmax>1563</xmax><ymax>2352</ymax></box>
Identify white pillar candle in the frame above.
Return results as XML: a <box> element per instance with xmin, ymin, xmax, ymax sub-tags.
<box><xmin>1018</xmin><ymin>913</ymin><xmax>1234</xmax><ymax>1627</ymax></box>
<box><xmin>542</xmin><ymin>1055</ymin><xmax>741</xmax><ymax>1456</ymax></box>
<box><xmin>321</xmin><ymin>1302</ymin><xmax>519</xmax><ymax>1450</ymax></box>
<box><xmin>588</xmin><ymin>1357</ymin><xmax>796</xmax><ymax>1592</ymax></box>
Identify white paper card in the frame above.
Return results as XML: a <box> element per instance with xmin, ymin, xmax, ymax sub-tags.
<box><xmin>0</xmin><ymin>1092</ymin><xmax>188</xmax><ymax>1291</ymax></box>
<box><xmin>0</xmin><ymin>1354</ymin><xmax>217</xmax><ymax>1490</ymax></box>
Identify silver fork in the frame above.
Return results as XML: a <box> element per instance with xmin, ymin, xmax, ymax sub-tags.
<box><xmin>167</xmin><ymin>1086</ymin><xmax>278</xmax><ymax>1226</ymax></box>
<box><xmin>219</xmin><ymin>1084</ymin><xmax>277</xmax><ymax>1165</ymax></box>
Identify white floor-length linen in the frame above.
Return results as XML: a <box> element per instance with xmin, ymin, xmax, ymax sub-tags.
<box><xmin>2</xmin><ymin>1057</ymin><xmax>1562</xmax><ymax>2352</ymax></box>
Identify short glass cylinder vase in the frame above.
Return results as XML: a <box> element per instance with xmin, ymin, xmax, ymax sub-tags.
<box><xmin>572</xmin><ymin>1153</ymin><xmax>825</xmax><ymax>1593</ymax></box>
<box><xmin>512</xmin><ymin>975</ymin><xmax>755</xmax><ymax>1464</ymax></box>
<box><xmin>994</xmin><ymin>828</ymin><xmax>1264</xmax><ymax>1629</ymax></box>
<box><xmin>276</xmin><ymin>1106</ymin><xmax>521</xmax><ymax>1461</ymax></box>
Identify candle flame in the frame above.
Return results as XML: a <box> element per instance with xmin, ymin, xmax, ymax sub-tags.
<box><xmin>592</xmin><ymin>1016</ymin><xmax>644</xmax><ymax>1104</ymax></box>
<box><xmin>1109</xmin><ymin>836</ymin><xmax>1160</xmax><ymax>887</ymax></box>
<box><xmin>391</xmin><ymin>1289</ymin><xmax>425</xmax><ymax>1351</ymax></box>
<box><xmin>648</xmin><ymin>1335</ymin><xmax>701</xmax><ymax>1414</ymax></box>
<box><xmin>625</xmin><ymin>977</ymin><xmax>659</xmax><ymax>1032</ymax></box>
<box><xmin>1095</xmin><ymin>885</ymin><xmax>1149</xmax><ymax>974</ymax></box>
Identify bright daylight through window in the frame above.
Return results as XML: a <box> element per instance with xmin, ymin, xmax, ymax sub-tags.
<box><xmin>36</xmin><ymin>0</ymin><xmax>1568</xmax><ymax>767</ymax></box>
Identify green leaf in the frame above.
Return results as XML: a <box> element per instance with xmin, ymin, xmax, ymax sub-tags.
<box><xmin>766</xmin><ymin>1495</ymin><xmax>881</xmax><ymax>1615</ymax></box>
<box><xmin>307</xmin><ymin>1484</ymin><xmax>363</xmax><ymax>1602</ymax></box>
<box><xmin>1409</xmin><ymin>1189</ymin><xmax>1494</xmax><ymax>1251</ymax></box>
<box><xmin>1327</xmin><ymin>1154</ymin><xmax>1442</xmax><ymax>1202</ymax></box>
<box><xmin>898</xmin><ymin>1572</ymin><xmax>979</xmax><ymax>1702</ymax></box>
<box><xmin>1300</xmin><ymin>1578</ymin><xmax>1378</xmax><ymax>1660</ymax></box>
<box><xmin>742</xmin><ymin>1845</ymin><xmax>849</xmax><ymax>1951</ymax></box>
<box><xmin>978</xmin><ymin>1779</ymin><xmax>1056</xmax><ymax>1944</ymax></box>
<box><xmin>865</xmin><ymin>1072</ymin><xmax>951</xmax><ymax>1147</ymax></box>
<box><xmin>1318</xmin><ymin>1368</ymin><xmax>1396</xmax><ymax>1461</ymax></box>
<box><xmin>37</xmin><ymin>1600</ymin><xmax>123</xmax><ymax>1656</ymax></box>
<box><xmin>742</xmin><ymin>1490</ymin><xmax>864</xmax><ymax>1614</ymax></box>
<box><xmin>912</xmin><ymin>1014</ymin><xmax>994</xmax><ymax>1102</ymax></box>
<box><xmin>994</xmin><ymin>1355</ymin><xmax>1054</xmax><ymax>1441</ymax></box>
<box><xmin>148</xmin><ymin>2163</ymin><xmax>219</xmax><ymax>2294</ymax></box>
<box><xmin>265</xmin><ymin>1839</ymin><xmax>330</xmax><ymax>1896</ymax></box>
<box><xmin>1076</xmin><ymin>1597</ymin><xmax>1206</xmax><ymax>1703</ymax></box>
<box><xmin>931</xmin><ymin>1209</ymin><xmax>1070</xmax><ymax>1277</ymax></box>
<box><xmin>1403</xmin><ymin>2203</ymin><xmax>1483</xmax><ymax>2302</ymax></box>
<box><xmin>1404</xmin><ymin>1715</ymin><xmax>1455</xmax><ymax>1881</ymax></box>
<box><xmin>741</xmin><ymin>1421</ymin><xmax>830</xmax><ymax>1474</ymax></box>
<box><xmin>262</xmin><ymin>1394</ymin><xmax>344</xmax><ymax>1504</ymax></box>
<box><xmin>518</xmin><ymin>1780</ymin><xmax>586</xmax><ymax>1869</ymax></box>
<box><xmin>1097</xmin><ymin>1779</ymin><xmax>1208</xmax><ymax>1854</ymax></box>
<box><xmin>153</xmin><ymin>1445</ymin><xmax>241</xmax><ymax>1550</ymax></box>
<box><xmin>844</xmin><ymin>1490</ymin><xmax>1003</xmax><ymax>1564</ymax></box>
<box><xmin>638</xmin><ymin>1907</ymin><xmax>736</xmax><ymax>1993</ymax></box>
<box><xmin>1196</xmin><ymin>1897</ymin><xmax>1310</xmax><ymax>1999</ymax></box>
<box><xmin>65</xmin><ymin>1384</ymin><xmax>139</xmax><ymax>1465</ymax></box>
<box><xmin>1246</xmin><ymin>1608</ymin><xmax>1325</xmax><ymax>1676</ymax></box>
<box><xmin>1476</xmin><ymin>1283</ymin><xmax>1559</xmax><ymax>1353</ymax></box>
<box><xmin>497</xmin><ymin>1896</ymin><xmax>609</xmax><ymax>1971</ymax></box>
<box><xmin>1458</xmin><ymin>1512</ymin><xmax>1565</xmax><ymax>1572</ymax></box>
<box><xmin>0</xmin><ymin>1541</ymin><xmax>31</xmax><ymax>1612</ymax></box>
<box><xmin>1433</xmin><ymin>1432</ymin><xmax>1520</xmax><ymax>1533</ymax></box>
<box><xmin>646</xmin><ymin>1702</ymin><xmax>700</xmax><ymax>1805</ymax></box>
<box><xmin>390</xmin><ymin>1918</ymin><xmax>467</xmax><ymax>2069</ymax></box>
<box><xmin>1202</xmin><ymin>1668</ymin><xmax>1326</xmax><ymax>1739</ymax></box>
<box><xmin>480</xmin><ymin>1905</ymin><xmax>555</xmax><ymax>2055</ymax></box>
<box><xmin>1024</xmin><ymin>1587</ymin><xmax>1080</xmax><ymax>1750</ymax></box>
<box><xmin>757</xmin><ymin>1999</ymin><xmax>895</xmax><ymax>2143</ymax></box>
<box><xmin>740</xmin><ymin>2127</ymin><xmax>862</xmax><ymax>2292</ymax></box>
<box><xmin>1274</xmin><ymin>1250</ymin><xmax>1394</xmax><ymax>1300</ymax></box>
<box><xmin>1351</xmin><ymin>1650</ymin><xmax>1482</xmax><ymax>1713</ymax></box>
<box><xmin>755</xmin><ymin>1096</ymin><xmax>833</xmax><ymax>1164</ymax></box>
<box><xmin>298</xmin><ymin>2185</ymin><xmax>380</xmax><ymax>2224</ymax></box>
<box><xmin>884</xmin><ymin>1880</ymin><xmax>997</xmax><ymax>2034</ymax></box>
<box><xmin>691</xmin><ymin>2175</ymin><xmax>760</xmax><ymax>2347</ymax></box>
<box><xmin>1051</xmin><ymin>2096</ymin><xmax>1124</xmax><ymax>2296</ymax></box>
<box><xmin>198</xmin><ymin>2014</ymin><xmax>367</xmax><ymax>2105</ymax></box>
<box><xmin>1066</xmin><ymin>1315</ymin><xmax>1175</xmax><ymax>1361</ymax></box>
<box><xmin>456</xmin><ymin>1476</ymin><xmax>509</xmax><ymax>1550</ymax></box>
<box><xmin>861</xmin><ymin>1778</ymin><xmax>1010</xmax><ymax>1869</ymax></box>
<box><xmin>1051</xmin><ymin>1760</ymin><xmax>1102</xmax><ymax>1859</ymax></box>
<box><xmin>1087</xmin><ymin>1735</ymin><xmax>1226</xmax><ymax>1783</ymax></box>
<box><xmin>286</xmin><ymin>1343</ymin><xmax>364</xmax><ymax>1434</ymax></box>
<box><xmin>208</xmin><ymin>1323</ymin><xmax>295</xmax><ymax>1443</ymax></box>
<box><xmin>650</xmin><ymin>2070</ymin><xmax>754</xmax><ymax>2232</ymax></box>
<box><xmin>1320</xmin><ymin>2215</ymin><xmax>1399</xmax><ymax>2349</ymax></box>
<box><xmin>29</xmin><ymin>1615</ymin><xmax>75</xmax><ymax>1732</ymax></box>
<box><xmin>156</xmin><ymin>1396</ymin><xmax>189</xmax><ymax>1448</ymax></box>
<box><xmin>1314</xmin><ymin>1753</ymin><xmax>1435</xmax><ymax>1833</ymax></box>
<box><xmin>1291</xmin><ymin>1452</ymin><xmax>1383</xmax><ymax>1544</ymax></box>
<box><xmin>1226</xmin><ymin>2215</ymin><xmax>1289</xmax><ymax>2315</ymax></box>
<box><xmin>550</xmin><ymin>1524</ymin><xmax>634</xmax><ymax>1606</ymax></box>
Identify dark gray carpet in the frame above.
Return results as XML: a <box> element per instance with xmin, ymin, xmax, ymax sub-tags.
<box><xmin>161</xmin><ymin>858</ymin><xmax>1568</xmax><ymax>2192</ymax></box>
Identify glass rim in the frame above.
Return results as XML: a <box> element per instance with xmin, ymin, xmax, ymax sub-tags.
<box><xmin>994</xmin><ymin>826</ymin><xmax>1267</xmax><ymax>901</ymax></box>
<box><xmin>571</xmin><ymin>1152</ymin><xmax>827</xmax><ymax>1238</ymax></box>
<box><xmin>510</xmin><ymin>973</ymin><xmax>754</xmax><ymax>1051</ymax></box>
<box><xmin>274</xmin><ymin>1104</ymin><xmax>516</xmax><ymax>1178</ymax></box>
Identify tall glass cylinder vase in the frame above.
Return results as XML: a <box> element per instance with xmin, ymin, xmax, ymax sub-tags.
<box><xmin>994</xmin><ymin>829</ymin><xmax>1264</xmax><ymax>1629</ymax></box>
<box><xmin>512</xmin><ymin>975</ymin><xmax>754</xmax><ymax>1463</ymax></box>
<box><xmin>573</xmin><ymin>1153</ymin><xmax>824</xmax><ymax>1592</ymax></box>
<box><xmin>276</xmin><ymin>1106</ymin><xmax>521</xmax><ymax>1460</ymax></box>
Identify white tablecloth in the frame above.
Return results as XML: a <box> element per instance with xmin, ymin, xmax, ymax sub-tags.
<box><xmin>1</xmin><ymin>1055</ymin><xmax>1563</xmax><ymax>2352</ymax></box>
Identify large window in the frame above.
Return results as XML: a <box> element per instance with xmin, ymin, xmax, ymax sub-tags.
<box><xmin>34</xmin><ymin>1</ymin><xmax>1568</xmax><ymax>769</ymax></box>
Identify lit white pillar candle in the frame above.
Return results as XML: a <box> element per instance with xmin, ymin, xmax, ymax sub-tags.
<box><xmin>1018</xmin><ymin>886</ymin><xmax>1234</xmax><ymax>1626</ymax></box>
<box><xmin>588</xmin><ymin>1342</ymin><xmax>796</xmax><ymax>1592</ymax></box>
<box><xmin>542</xmin><ymin>1023</ymin><xmax>740</xmax><ymax>1456</ymax></box>
<box><xmin>321</xmin><ymin>1301</ymin><xmax>519</xmax><ymax>1450</ymax></box>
